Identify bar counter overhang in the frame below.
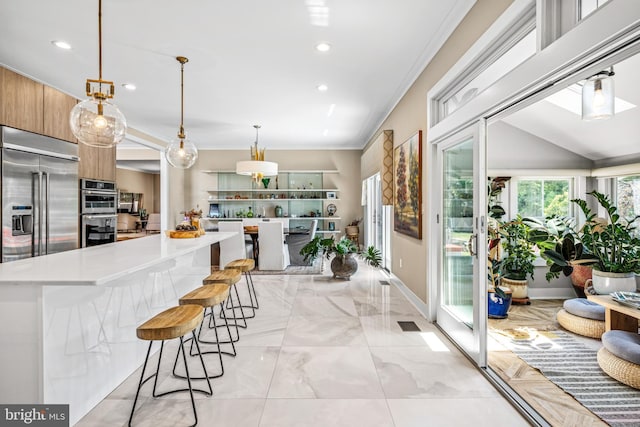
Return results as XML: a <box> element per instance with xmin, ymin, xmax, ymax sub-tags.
<box><xmin>0</xmin><ymin>232</ymin><xmax>235</xmax><ymax>425</ymax></box>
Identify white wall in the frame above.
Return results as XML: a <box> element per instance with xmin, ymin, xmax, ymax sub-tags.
<box><xmin>488</xmin><ymin>121</ymin><xmax>593</xmax><ymax>171</ymax></box>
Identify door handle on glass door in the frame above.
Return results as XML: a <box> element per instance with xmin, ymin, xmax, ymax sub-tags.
<box><xmin>468</xmin><ymin>234</ymin><xmax>477</xmax><ymax>257</ymax></box>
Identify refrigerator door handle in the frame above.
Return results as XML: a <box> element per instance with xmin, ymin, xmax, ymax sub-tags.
<box><xmin>44</xmin><ymin>172</ymin><xmax>50</xmax><ymax>255</ymax></box>
<box><xmin>32</xmin><ymin>171</ymin><xmax>43</xmax><ymax>257</ymax></box>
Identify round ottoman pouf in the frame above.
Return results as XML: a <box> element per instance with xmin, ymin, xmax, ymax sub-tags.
<box><xmin>564</xmin><ymin>298</ymin><xmax>605</xmax><ymax>320</ymax></box>
<box><xmin>556</xmin><ymin>301</ymin><xmax>605</xmax><ymax>339</ymax></box>
<box><xmin>598</xmin><ymin>330</ymin><xmax>640</xmax><ymax>389</ymax></box>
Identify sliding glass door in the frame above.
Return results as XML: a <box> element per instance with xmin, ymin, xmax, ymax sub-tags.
<box><xmin>435</xmin><ymin>122</ymin><xmax>487</xmax><ymax>366</ymax></box>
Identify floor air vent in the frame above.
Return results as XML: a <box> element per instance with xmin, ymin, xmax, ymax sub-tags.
<box><xmin>398</xmin><ymin>321</ymin><xmax>421</xmax><ymax>332</ymax></box>
<box><xmin>379</xmin><ymin>280</ymin><xmax>390</xmax><ymax>286</ymax></box>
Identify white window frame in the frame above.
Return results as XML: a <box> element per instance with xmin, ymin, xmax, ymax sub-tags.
<box><xmin>508</xmin><ymin>176</ymin><xmax>575</xmax><ymax>221</ymax></box>
<box><xmin>430</xmin><ymin>0</ymin><xmax>537</xmax><ymax>127</ymax></box>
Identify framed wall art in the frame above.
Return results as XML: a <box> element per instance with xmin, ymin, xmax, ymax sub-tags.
<box><xmin>393</xmin><ymin>130</ymin><xmax>422</xmax><ymax>239</ymax></box>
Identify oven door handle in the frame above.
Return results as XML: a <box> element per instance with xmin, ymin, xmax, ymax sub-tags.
<box><xmin>83</xmin><ymin>214</ymin><xmax>118</xmax><ymax>220</ymax></box>
<box><xmin>82</xmin><ymin>190</ymin><xmax>117</xmax><ymax>196</ymax></box>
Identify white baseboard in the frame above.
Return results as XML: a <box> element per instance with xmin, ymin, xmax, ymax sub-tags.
<box><xmin>384</xmin><ymin>270</ymin><xmax>430</xmax><ymax>319</ymax></box>
<box><xmin>528</xmin><ymin>287</ymin><xmax>577</xmax><ymax>299</ymax></box>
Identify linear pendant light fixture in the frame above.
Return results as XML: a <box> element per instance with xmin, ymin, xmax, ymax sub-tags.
<box><xmin>582</xmin><ymin>67</ymin><xmax>615</xmax><ymax>121</ymax></box>
<box><xmin>165</xmin><ymin>56</ymin><xmax>198</xmax><ymax>169</ymax></box>
<box><xmin>236</xmin><ymin>125</ymin><xmax>278</xmax><ymax>182</ymax></box>
<box><xmin>69</xmin><ymin>0</ymin><xmax>126</xmax><ymax>147</ymax></box>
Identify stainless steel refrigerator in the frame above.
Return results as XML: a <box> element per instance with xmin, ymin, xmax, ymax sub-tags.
<box><xmin>1</xmin><ymin>126</ymin><xmax>79</xmax><ymax>262</ymax></box>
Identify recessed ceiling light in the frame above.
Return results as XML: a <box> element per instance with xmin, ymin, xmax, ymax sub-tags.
<box><xmin>122</xmin><ymin>83</ymin><xmax>137</xmax><ymax>91</ymax></box>
<box><xmin>327</xmin><ymin>103</ymin><xmax>336</xmax><ymax>117</ymax></box>
<box><xmin>51</xmin><ymin>40</ymin><xmax>71</xmax><ymax>50</ymax></box>
<box><xmin>317</xmin><ymin>84</ymin><xmax>328</xmax><ymax>92</ymax></box>
<box><xmin>316</xmin><ymin>42</ymin><xmax>331</xmax><ymax>52</ymax></box>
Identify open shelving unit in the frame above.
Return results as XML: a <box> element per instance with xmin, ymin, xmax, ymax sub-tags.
<box><xmin>205</xmin><ymin>171</ymin><xmax>342</xmax><ymax>234</ymax></box>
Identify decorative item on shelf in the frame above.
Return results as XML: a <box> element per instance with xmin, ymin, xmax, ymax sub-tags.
<box><xmin>326</xmin><ymin>191</ymin><xmax>337</xmax><ymax>199</ymax></box>
<box><xmin>582</xmin><ymin>67</ymin><xmax>615</xmax><ymax>121</ymax></box>
<box><xmin>246</xmin><ymin>206</ymin><xmax>254</xmax><ymax>218</ymax></box>
<box><xmin>326</xmin><ymin>203</ymin><xmax>337</xmax><ymax>216</ymax></box>
<box><xmin>236</xmin><ymin>125</ymin><xmax>278</xmax><ymax>183</ymax></box>
<box><xmin>275</xmin><ymin>205</ymin><xmax>283</xmax><ymax>217</ymax></box>
<box><xmin>165</xmin><ymin>56</ymin><xmax>198</xmax><ymax>169</ymax></box>
<box><xmin>261</xmin><ymin>177</ymin><xmax>270</xmax><ymax>189</ymax></box>
<box><xmin>69</xmin><ymin>0</ymin><xmax>126</xmax><ymax>148</ymax></box>
<box><xmin>328</xmin><ymin>222</ymin><xmax>335</xmax><ymax>231</ymax></box>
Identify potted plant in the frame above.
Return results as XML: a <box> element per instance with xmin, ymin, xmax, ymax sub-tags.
<box><xmin>487</xmin><ymin>177</ymin><xmax>513</xmax><ymax>317</ymax></box>
<box><xmin>300</xmin><ymin>236</ymin><xmax>359</xmax><ymax>279</ymax></box>
<box><xmin>300</xmin><ymin>236</ymin><xmax>383</xmax><ymax>279</ymax></box>
<box><xmin>361</xmin><ymin>245</ymin><xmax>382</xmax><ymax>268</ymax></box>
<box><xmin>498</xmin><ymin>215</ymin><xmax>537</xmax><ymax>300</ymax></box>
<box><xmin>527</xmin><ymin>215</ymin><xmax>597</xmax><ymax>297</ymax></box>
<box><xmin>569</xmin><ymin>192</ymin><xmax>639</xmax><ymax>294</ymax></box>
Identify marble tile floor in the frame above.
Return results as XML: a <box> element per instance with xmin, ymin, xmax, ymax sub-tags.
<box><xmin>76</xmin><ymin>262</ymin><xmax>529</xmax><ymax>427</ymax></box>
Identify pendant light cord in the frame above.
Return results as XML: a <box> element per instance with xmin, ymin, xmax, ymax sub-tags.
<box><xmin>180</xmin><ymin>60</ymin><xmax>185</xmax><ymax>138</ymax></box>
<box><xmin>98</xmin><ymin>0</ymin><xmax>102</xmax><ymax>81</ymax></box>
<box><xmin>176</xmin><ymin>56</ymin><xmax>189</xmax><ymax>146</ymax></box>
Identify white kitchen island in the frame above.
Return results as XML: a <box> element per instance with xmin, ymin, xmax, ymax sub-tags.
<box><xmin>0</xmin><ymin>232</ymin><xmax>235</xmax><ymax>425</ymax></box>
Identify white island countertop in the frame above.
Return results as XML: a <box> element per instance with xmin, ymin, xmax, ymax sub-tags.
<box><xmin>0</xmin><ymin>232</ymin><xmax>235</xmax><ymax>286</ymax></box>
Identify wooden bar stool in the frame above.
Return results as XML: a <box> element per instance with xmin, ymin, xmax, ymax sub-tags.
<box><xmin>203</xmin><ymin>269</ymin><xmax>251</xmax><ymax>328</ymax></box>
<box><xmin>176</xmin><ymin>285</ymin><xmax>235</xmax><ymax>380</ymax></box>
<box><xmin>225</xmin><ymin>258</ymin><xmax>258</xmax><ymax>311</ymax></box>
<box><xmin>128</xmin><ymin>305</ymin><xmax>212</xmax><ymax>427</ymax></box>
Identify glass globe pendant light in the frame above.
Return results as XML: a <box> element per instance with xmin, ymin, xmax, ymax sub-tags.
<box><xmin>165</xmin><ymin>56</ymin><xmax>198</xmax><ymax>169</ymax></box>
<box><xmin>69</xmin><ymin>0</ymin><xmax>126</xmax><ymax>147</ymax></box>
<box><xmin>582</xmin><ymin>68</ymin><xmax>615</xmax><ymax>121</ymax></box>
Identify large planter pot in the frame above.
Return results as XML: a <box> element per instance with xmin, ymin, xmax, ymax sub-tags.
<box><xmin>501</xmin><ymin>277</ymin><xmax>528</xmax><ymax>299</ymax></box>
<box><xmin>570</xmin><ymin>265</ymin><xmax>593</xmax><ymax>298</ymax></box>
<box><xmin>330</xmin><ymin>253</ymin><xmax>358</xmax><ymax>280</ymax></box>
<box><xmin>488</xmin><ymin>287</ymin><xmax>512</xmax><ymax>319</ymax></box>
<box><xmin>587</xmin><ymin>269</ymin><xmax>637</xmax><ymax>295</ymax></box>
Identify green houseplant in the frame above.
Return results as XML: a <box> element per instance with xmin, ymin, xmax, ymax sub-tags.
<box><xmin>301</xmin><ymin>236</ymin><xmax>359</xmax><ymax>279</ymax></box>
<box><xmin>300</xmin><ymin>237</ymin><xmax>382</xmax><ymax>279</ymax></box>
<box><xmin>534</xmin><ymin>191</ymin><xmax>640</xmax><ymax>294</ymax></box>
<box><xmin>497</xmin><ymin>216</ymin><xmax>537</xmax><ymax>300</ymax></box>
<box><xmin>526</xmin><ymin>215</ymin><xmax>597</xmax><ymax>297</ymax></box>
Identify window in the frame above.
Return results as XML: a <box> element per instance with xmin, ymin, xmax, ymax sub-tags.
<box><xmin>431</xmin><ymin>3</ymin><xmax>536</xmax><ymax>124</ymax></box>
<box><xmin>579</xmin><ymin>0</ymin><xmax>610</xmax><ymax>20</ymax></box>
<box><xmin>616</xmin><ymin>175</ymin><xmax>640</xmax><ymax>236</ymax></box>
<box><xmin>442</xmin><ymin>29</ymin><xmax>537</xmax><ymax>117</ymax></box>
<box><xmin>515</xmin><ymin>178</ymin><xmax>572</xmax><ymax>219</ymax></box>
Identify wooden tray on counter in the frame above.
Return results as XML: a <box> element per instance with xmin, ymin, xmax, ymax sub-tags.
<box><xmin>165</xmin><ymin>230</ymin><xmax>201</xmax><ymax>239</ymax></box>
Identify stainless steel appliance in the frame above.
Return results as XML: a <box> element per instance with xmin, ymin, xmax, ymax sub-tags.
<box><xmin>80</xmin><ymin>179</ymin><xmax>117</xmax><ymax>247</ymax></box>
<box><xmin>1</xmin><ymin>126</ymin><xmax>79</xmax><ymax>262</ymax></box>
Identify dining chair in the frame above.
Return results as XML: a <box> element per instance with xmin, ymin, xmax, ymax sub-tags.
<box><xmin>218</xmin><ymin>221</ymin><xmax>252</xmax><ymax>268</ymax></box>
<box><xmin>287</xmin><ymin>219</ymin><xmax>318</xmax><ymax>265</ymax></box>
<box><xmin>258</xmin><ymin>221</ymin><xmax>290</xmax><ymax>270</ymax></box>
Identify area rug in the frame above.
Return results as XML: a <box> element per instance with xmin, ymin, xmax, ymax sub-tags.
<box><xmin>252</xmin><ymin>257</ymin><xmax>324</xmax><ymax>275</ymax></box>
<box><xmin>501</xmin><ymin>329</ymin><xmax>640</xmax><ymax>426</ymax></box>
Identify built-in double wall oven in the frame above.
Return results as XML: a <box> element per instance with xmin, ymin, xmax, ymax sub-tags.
<box><xmin>80</xmin><ymin>179</ymin><xmax>117</xmax><ymax>247</ymax></box>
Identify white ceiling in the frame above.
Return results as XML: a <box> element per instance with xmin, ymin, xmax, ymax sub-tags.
<box><xmin>501</xmin><ymin>51</ymin><xmax>640</xmax><ymax>162</ymax></box>
<box><xmin>0</xmin><ymin>0</ymin><xmax>473</xmax><ymax>151</ymax></box>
